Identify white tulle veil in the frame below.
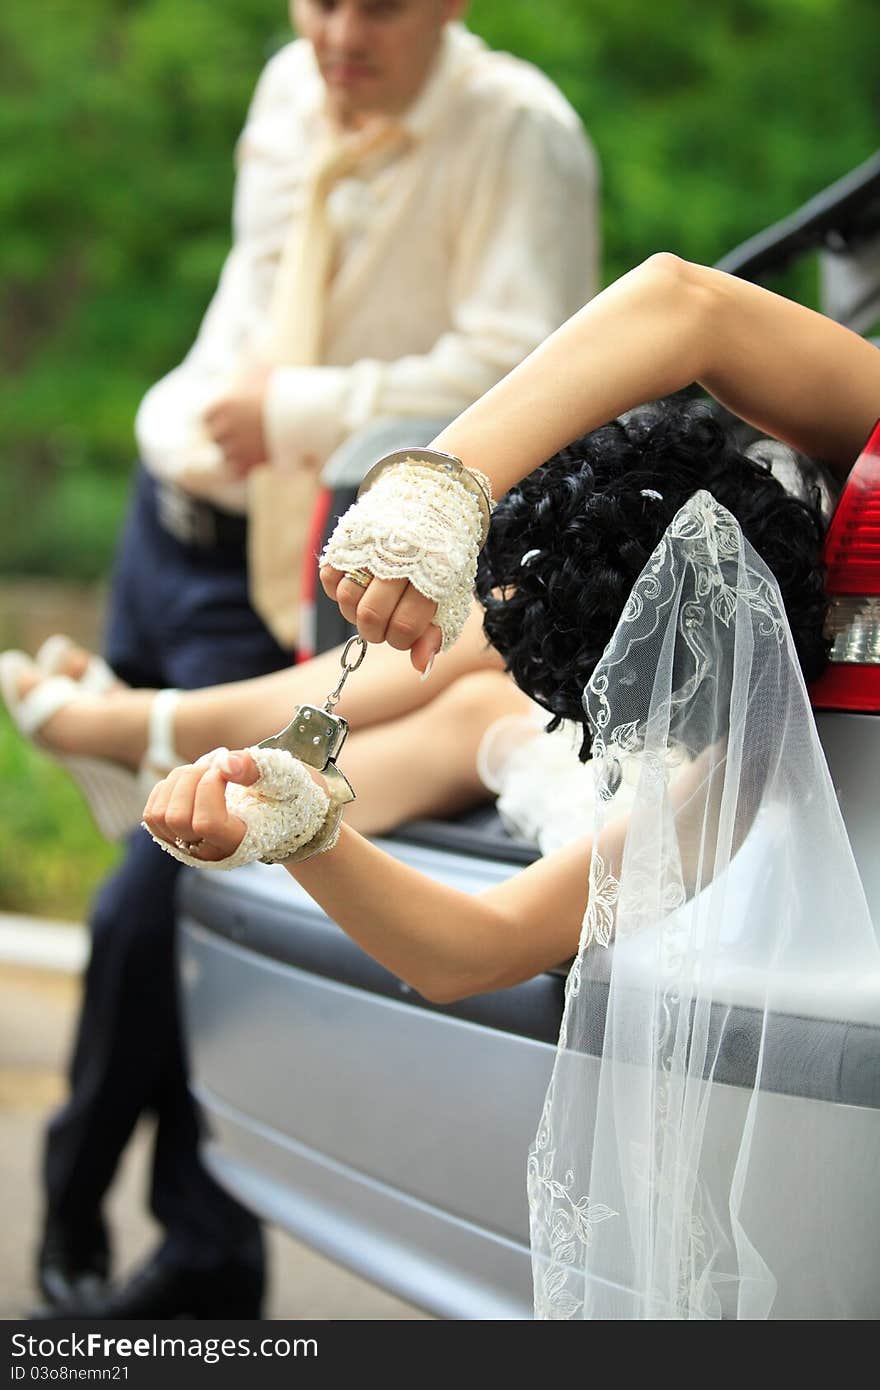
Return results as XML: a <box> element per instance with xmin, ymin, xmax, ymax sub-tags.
<box><xmin>528</xmin><ymin>489</ymin><xmax>879</xmax><ymax>1320</ymax></box>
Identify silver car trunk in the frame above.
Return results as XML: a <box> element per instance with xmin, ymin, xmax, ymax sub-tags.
<box><xmin>178</xmin><ymin>158</ymin><xmax>880</xmax><ymax>1319</ymax></box>
<box><xmin>178</xmin><ymin>711</ymin><xmax>880</xmax><ymax>1320</ymax></box>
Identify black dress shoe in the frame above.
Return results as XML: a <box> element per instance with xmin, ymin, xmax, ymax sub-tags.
<box><xmin>36</xmin><ymin>1217</ymin><xmax>111</xmax><ymax>1310</ymax></box>
<box><xmin>43</xmin><ymin>1249</ymin><xmax>263</xmax><ymax>1320</ymax></box>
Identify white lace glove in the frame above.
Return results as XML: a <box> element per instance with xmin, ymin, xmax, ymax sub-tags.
<box><xmin>320</xmin><ymin>459</ymin><xmax>493</xmax><ymax>650</ymax></box>
<box><xmin>148</xmin><ymin>747</ymin><xmax>335</xmax><ymax>870</ymax></box>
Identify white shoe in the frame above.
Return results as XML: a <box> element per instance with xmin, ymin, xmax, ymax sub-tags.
<box><xmin>35</xmin><ymin>634</ymin><xmax>118</xmax><ymax>695</ymax></box>
<box><xmin>0</xmin><ymin>652</ymin><xmax>181</xmax><ymax>842</ymax></box>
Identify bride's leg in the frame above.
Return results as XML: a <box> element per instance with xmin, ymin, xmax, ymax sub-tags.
<box><xmin>148</xmin><ymin>668</ymin><xmax>532</xmax><ymax>843</ymax></box>
<box><xmin>172</xmin><ymin>599</ymin><xmax>499</xmax><ymax>753</ymax></box>
<box><xmin>10</xmin><ymin>602</ymin><xmax>502</xmax><ymax>770</ymax></box>
<box><xmin>8</xmin><ymin>664</ymin><xmax>154</xmax><ymax>767</ymax></box>
<box><xmin>339</xmin><ymin>668</ymin><xmax>532</xmax><ymax>834</ymax></box>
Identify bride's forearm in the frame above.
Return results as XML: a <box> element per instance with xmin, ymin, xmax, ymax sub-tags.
<box><xmin>142</xmin><ymin>748</ymin><xmax>589</xmax><ymax>995</ymax></box>
<box><xmin>288</xmin><ymin>825</ymin><xmax>514</xmax><ymax>1003</ymax></box>
<box><xmin>287</xmin><ymin>822</ymin><xmax>588</xmax><ymax>1003</ymax></box>
<box><xmin>432</xmin><ymin>254</ymin><xmax>880</xmax><ymax>492</ymax></box>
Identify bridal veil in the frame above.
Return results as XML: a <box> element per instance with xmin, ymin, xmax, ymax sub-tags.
<box><xmin>528</xmin><ymin>490</ymin><xmax>879</xmax><ymax>1319</ymax></box>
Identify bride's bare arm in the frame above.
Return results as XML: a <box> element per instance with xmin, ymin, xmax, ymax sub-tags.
<box><xmin>324</xmin><ymin>254</ymin><xmax>880</xmax><ymax>668</ymax></box>
<box><xmin>142</xmin><ymin>736</ymin><xmax>734</xmax><ymax>1000</ymax></box>
<box><xmin>142</xmin><ymin>752</ymin><xmax>593</xmax><ymax>1002</ymax></box>
<box><xmin>434</xmin><ymin>254</ymin><xmax>880</xmax><ymax>491</ymax></box>
<box><xmin>292</xmin><ymin>824</ymin><xmax>591</xmax><ymax>1002</ymax></box>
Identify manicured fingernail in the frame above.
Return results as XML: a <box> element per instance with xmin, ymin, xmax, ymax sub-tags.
<box><xmin>212</xmin><ymin>747</ymin><xmax>242</xmax><ymax>777</ymax></box>
<box><xmin>419</xmin><ymin>652</ymin><xmax>437</xmax><ymax>683</ymax></box>
<box><xmin>221</xmin><ymin>752</ymin><xmax>244</xmax><ymax>779</ymax></box>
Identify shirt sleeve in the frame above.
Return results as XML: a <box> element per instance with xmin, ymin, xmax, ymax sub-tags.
<box><xmin>134</xmin><ymin>244</ymin><xmax>264</xmax><ymax>481</ymax></box>
<box><xmin>263</xmin><ymin>106</ymin><xmax>600</xmax><ymax>470</ymax></box>
<box><xmin>135</xmin><ymin>54</ymin><xmax>291</xmax><ymax>480</ymax></box>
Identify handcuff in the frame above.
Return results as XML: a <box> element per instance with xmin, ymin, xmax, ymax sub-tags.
<box><xmin>356</xmin><ymin>447</ymin><xmax>493</xmax><ymax>547</ymax></box>
<box><xmin>253</xmin><ymin>450</ymin><xmax>487</xmax><ymax>864</ymax></box>
<box><xmin>254</xmin><ymin>634</ymin><xmax>366</xmax><ymax>863</ymax></box>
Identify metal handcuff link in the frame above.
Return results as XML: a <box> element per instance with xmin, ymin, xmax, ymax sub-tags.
<box><xmin>254</xmin><ymin>634</ymin><xmax>367</xmax><ymax>862</ymax></box>
<box><xmin>255</xmin><ymin>448</ymin><xmax>486</xmax><ymax>863</ymax></box>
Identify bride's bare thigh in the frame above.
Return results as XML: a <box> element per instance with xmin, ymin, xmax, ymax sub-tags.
<box><xmin>340</xmin><ymin>669</ymin><xmax>532</xmax><ymax>835</ymax></box>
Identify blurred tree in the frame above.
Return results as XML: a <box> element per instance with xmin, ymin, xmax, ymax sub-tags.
<box><xmin>1</xmin><ymin>0</ymin><xmax>877</xmax><ymax>578</ymax></box>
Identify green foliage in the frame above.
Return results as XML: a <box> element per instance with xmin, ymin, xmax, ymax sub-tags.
<box><xmin>1</xmin><ymin>0</ymin><xmax>286</xmax><ymax>578</ymax></box>
<box><xmin>0</xmin><ymin>1</ymin><xmax>878</xmax><ymax>917</ymax></box>
<box><xmin>473</xmin><ymin>0</ymin><xmax>879</xmax><ymax>274</ymax></box>
<box><xmin>1</xmin><ymin>0</ymin><xmax>878</xmax><ymax>581</ymax></box>
<box><xmin>0</xmin><ymin>705</ymin><xmax>120</xmax><ymax>917</ymax></box>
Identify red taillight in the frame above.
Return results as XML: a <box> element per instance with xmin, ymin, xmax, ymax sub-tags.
<box><xmin>810</xmin><ymin>419</ymin><xmax>880</xmax><ymax>712</ymax></box>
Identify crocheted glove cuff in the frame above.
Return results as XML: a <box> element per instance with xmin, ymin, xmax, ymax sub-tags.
<box><xmin>320</xmin><ymin>460</ymin><xmax>494</xmax><ymax>650</ymax></box>
<box><xmin>148</xmin><ymin>747</ymin><xmax>333</xmax><ymax>870</ymax></box>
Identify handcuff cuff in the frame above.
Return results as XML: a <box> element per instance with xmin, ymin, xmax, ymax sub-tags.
<box><xmin>356</xmin><ymin>447</ymin><xmax>492</xmax><ymax>546</ymax></box>
<box><xmin>254</xmin><ymin>633</ymin><xmax>366</xmax><ymax>863</ymax></box>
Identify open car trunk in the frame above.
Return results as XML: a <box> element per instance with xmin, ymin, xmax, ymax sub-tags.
<box><xmin>177</xmin><ymin>156</ymin><xmax>880</xmax><ymax>1319</ymax></box>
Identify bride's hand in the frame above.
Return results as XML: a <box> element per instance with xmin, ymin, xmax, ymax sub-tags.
<box><xmin>143</xmin><ymin>749</ymin><xmax>259</xmax><ymax>862</ymax></box>
<box><xmin>318</xmin><ymin>567</ymin><xmax>442</xmax><ymax>673</ymax></box>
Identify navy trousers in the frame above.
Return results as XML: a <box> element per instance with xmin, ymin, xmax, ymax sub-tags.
<box><xmin>43</xmin><ymin>467</ymin><xmax>291</xmax><ymax>1273</ymax></box>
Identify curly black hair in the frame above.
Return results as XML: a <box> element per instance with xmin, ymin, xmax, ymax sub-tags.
<box><xmin>476</xmin><ymin>399</ymin><xmax>829</xmax><ymax>760</ymax></box>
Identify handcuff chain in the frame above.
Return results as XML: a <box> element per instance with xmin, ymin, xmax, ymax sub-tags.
<box><xmin>323</xmin><ymin>635</ymin><xmax>367</xmax><ymax>713</ymax></box>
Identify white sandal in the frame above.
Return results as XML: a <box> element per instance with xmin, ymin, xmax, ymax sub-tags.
<box><xmin>35</xmin><ymin>634</ymin><xmax>118</xmax><ymax>695</ymax></box>
<box><xmin>0</xmin><ymin>651</ymin><xmax>182</xmax><ymax>842</ymax></box>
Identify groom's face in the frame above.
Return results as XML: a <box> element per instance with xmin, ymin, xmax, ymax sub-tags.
<box><xmin>293</xmin><ymin>0</ymin><xmax>467</xmax><ymax>124</ymax></box>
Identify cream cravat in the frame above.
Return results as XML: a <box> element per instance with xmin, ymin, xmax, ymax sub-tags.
<box><xmin>248</xmin><ymin>120</ymin><xmax>403</xmax><ymax>650</ymax></box>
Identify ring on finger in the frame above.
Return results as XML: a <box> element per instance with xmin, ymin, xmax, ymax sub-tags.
<box><xmin>343</xmin><ymin>568</ymin><xmax>373</xmax><ymax>590</ymax></box>
<box><xmin>174</xmin><ymin>836</ymin><xmax>205</xmax><ymax>854</ymax></box>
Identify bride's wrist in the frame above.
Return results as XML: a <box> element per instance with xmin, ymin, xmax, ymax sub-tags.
<box><xmin>355</xmin><ymin>448</ymin><xmax>493</xmax><ymax>548</ymax></box>
<box><xmin>321</xmin><ymin>448</ymin><xmax>495</xmax><ymax>651</ymax></box>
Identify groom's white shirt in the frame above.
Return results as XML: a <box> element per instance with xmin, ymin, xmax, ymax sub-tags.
<box><xmin>135</xmin><ymin>24</ymin><xmax>599</xmax><ymax>513</ymax></box>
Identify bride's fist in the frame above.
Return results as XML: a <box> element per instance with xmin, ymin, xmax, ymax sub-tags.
<box><xmin>143</xmin><ymin>747</ymin><xmax>332</xmax><ymax>869</ymax></box>
<box><xmin>143</xmin><ymin>748</ymin><xmax>258</xmax><ymax>862</ymax></box>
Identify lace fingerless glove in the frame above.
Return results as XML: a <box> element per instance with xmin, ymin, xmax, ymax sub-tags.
<box><xmin>320</xmin><ymin>457</ymin><xmax>494</xmax><ymax>650</ymax></box>
<box><xmin>148</xmin><ymin>747</ymin><xmax>335</xmax><ymax>870</ymax></box>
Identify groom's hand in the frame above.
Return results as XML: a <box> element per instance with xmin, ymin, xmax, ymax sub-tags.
<box><xmin>204</xmin><ymin>366</ymin><xmax>272</xmax><ymax>475</ymax></box>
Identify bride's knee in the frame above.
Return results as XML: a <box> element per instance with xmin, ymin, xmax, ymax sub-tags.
<box><xmin>429</xmin><ymin>669</ymin><xmax>530</xmax><ymax>730</ymax></box>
